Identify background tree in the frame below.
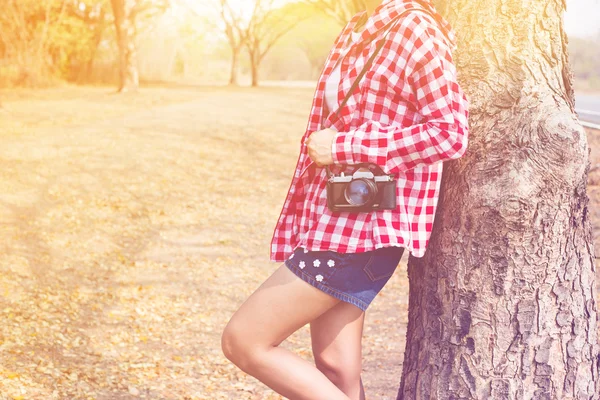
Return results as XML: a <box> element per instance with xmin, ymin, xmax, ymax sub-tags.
<box><xmin>238</xmin><ymin>2</ymin><xmax>338</xmax><ymax>82</ymax></box>
<box><xmin>304</xmin><ymin>0</ymin><xmax>362</xmax><ymax>26</ymax></box>
<box><xmin>182</xmin><ymin>0</ymin><xmax>250</xmax><ymax>86</ymax></box>
<box><xmin>244</xmin><ymin>0</ymin><xmax>309</xmax><ymax>87</ymax></box>
<box><xmin>0</xmin><ymin>0</ymin><xmax>69</xmax><ymax>86</ymax></box>
<box><xmin>397</xmin><ymin>0</ymin><xmax>599</xmax><ymax>398</ymax></box>
<box><xmin>218</xmin><ymin>0</ymin><xmax>248</xmax><ymax>86</ymax></box>
<box><xmin>110</xmin><ymin>0</ymin><xmax>138</xmax><ymax>91</ymax></box>
<box><xmin>109</xmin><ymin>0</ymin><xmax>169</xmax><ymax>92</ymax></box>
<box><xmin>70</xmin><ymin>0</ymin><xmax>112</xmax><ymax>83</ymax></box>
<box><xmin>0</xmin><ymin>0</ymin><xmax>117</xmax><ymax>86</ymax></box>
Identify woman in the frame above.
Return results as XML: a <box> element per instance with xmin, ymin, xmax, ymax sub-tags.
<box><xmin>221</xmin><ymin>0</ymin><xmax>469</xmax><ymax>398</ymax></box>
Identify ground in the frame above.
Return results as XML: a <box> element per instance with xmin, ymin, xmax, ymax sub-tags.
<box><xmin>0</xmin><ymin>85</ymin><xmax>596</xmax><ymax>400</ymax></box>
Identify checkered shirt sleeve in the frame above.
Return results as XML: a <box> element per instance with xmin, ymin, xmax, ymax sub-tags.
<box><xmin>331</xmin><ymin>13</ymin><xmax>469</xmax><ymax>175</ymax></box>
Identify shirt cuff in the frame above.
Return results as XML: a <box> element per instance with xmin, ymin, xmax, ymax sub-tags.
<box><xmin>331</xmin><ymin>130</ymin><xmax>355</xmax><ymax>165</ymax></box>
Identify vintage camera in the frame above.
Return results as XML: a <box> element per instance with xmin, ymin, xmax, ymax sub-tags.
<box><xmin>326</xmin><ymin>163</ymin><xmax>397</xmax><ymax>212</ymax></box>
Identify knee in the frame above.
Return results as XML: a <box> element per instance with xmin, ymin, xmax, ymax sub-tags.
<box><xmin>314</xmin><ymin>353</ymin><xmax>362</xmax><ymax>389</ymax></box>
<box><xmin>221</xmin><ymin>320</ymin><xmax>258</xmax><ymax>372</ymax></box>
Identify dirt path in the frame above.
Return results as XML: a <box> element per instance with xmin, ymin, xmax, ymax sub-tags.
<box><xmin>0</xmin><ymin>86</ymin><xmax>411</xmax><ymax>400</ymax></box>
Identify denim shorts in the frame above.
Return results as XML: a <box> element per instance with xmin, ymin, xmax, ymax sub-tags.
<box><xmin>284</xmin><ymin>245</ymin><xmax>405</xmax><ymax>312</ymax></box>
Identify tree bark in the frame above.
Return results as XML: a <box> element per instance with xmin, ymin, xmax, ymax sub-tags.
<box><xmin>229</xmin><ymin>49</ymin><xmax>239</xmax><ymax>86</ymax></box>
<box><xmin>398</xmin><ymin>0</ymin><xmax>599</xmax><ymax>398</ymax></box>
<box><xmin>220</xmin><ymin>0</ymin><xmax>246</xmax><ymax>87</ymax></box>
<box><xmin>249</xmin><ymin>49</ymin><xmax>259</xmax><ymax>87</ymax></box>
<box><xmin>110</xmin><ymin>0</ymin><xmax>139</xmax><ymax>92</ymax></box>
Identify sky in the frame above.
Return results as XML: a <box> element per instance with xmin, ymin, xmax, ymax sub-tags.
<box><xmin>564</xmin><ymin>0</ymin><xmax>600</xmax><ymax>38</ymax></box>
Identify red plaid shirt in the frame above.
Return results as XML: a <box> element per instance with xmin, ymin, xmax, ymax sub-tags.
<box><xmin>270</xmin><ymin>0</ymin><xmax>469</xmax><ymax>262</ymax></box>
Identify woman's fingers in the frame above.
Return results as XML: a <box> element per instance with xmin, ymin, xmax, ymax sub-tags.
<box><xmin>307</xmin><ymin>143</ymin><xmax>326</xmax><ymax>166</ymax></box>
<box><xmin>308</xmin><ymin>148</ymin><xmax>324</xmax><ymax>167</ymax></box>
<box><xmin>306</xmin><ymin>129</ymin><xmax>335</xmax><ymax>166</ymax></box>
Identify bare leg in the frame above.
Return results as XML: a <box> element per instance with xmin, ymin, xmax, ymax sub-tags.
<box><xmin>310</xmin><ymin>301</ymin><xmax>367</xmax><ymax>400</ymax></box>
<box><xmin>221</xmin><ymin>264</ymin><xmax>351</xmax><ymax>400</ymax></box>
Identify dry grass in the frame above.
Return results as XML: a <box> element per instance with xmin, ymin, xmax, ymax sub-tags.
<box><xmin>0</xmin><ymin>85</ymin><xmax>411</xmax><ymax>399</ymax></box>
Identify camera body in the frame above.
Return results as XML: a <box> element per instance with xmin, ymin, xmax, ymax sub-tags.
<box><xmin>326</xmin><ymin>163</ymin><xmax>397</xmax><ymax>213</ymax></box>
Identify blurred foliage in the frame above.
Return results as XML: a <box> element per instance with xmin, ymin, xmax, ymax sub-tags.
<box><xmin>262</xmin><ymin>11</ymin><xmax>340</xmax><ymax>80</ymax></box>
<box><xmin>304</xmin><ymin>0</ymin><xmax>362</xmax><ymax>26</ymax></box>
<box><xmin>137</xmin><ymin>9</ymin><xmax>211</xmax><ymax>81</ymax></box>
<box><xmin>0</xmin><ymin>0</ymin><xmax>112</xmax><ymax>87</ymax></box>
<box><xmin>244</xmin><ymin>1</ymin><xmax>315</xmax><ymax>85</ymax></box>
<box><xmin>0</xmin><ymin>0</ymin><xmax>597</xmax><ymax>88</ymax></box>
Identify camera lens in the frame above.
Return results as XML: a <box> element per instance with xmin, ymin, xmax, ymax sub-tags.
<box><xmin>344</xmin><ymin>179</ymin><xmax>377</xmax><ymax>206</ymax></box>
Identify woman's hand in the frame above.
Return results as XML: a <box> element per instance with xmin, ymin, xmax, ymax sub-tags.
<box><xmin>305</xmin><ymin>128</ymin><xmax>337</xmax><ymax>167</ymax></box>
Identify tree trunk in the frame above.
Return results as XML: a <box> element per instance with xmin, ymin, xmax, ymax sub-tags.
<box><xmin>250</xmin><ymin>63</ymin><xmax>258</xmax><ymax>87</ymax></box>
<box><xmin>110</xmin><ymin>0</ymin><xmax>139</xmax><ymax>92</ymax></box>
<box><xmin>229</xmin><ymin>49</ymin><xmax>239</xmax><ymax>86</ymax></box>
<box><xmin>249</xmin><ymin>49</ymin><xmax>259</xmax><ymax>87</ymax></box>
<box><xmin>398</xmin><ymin>0</ymin><xmax>599</xmax><ymax>398</ymax></box>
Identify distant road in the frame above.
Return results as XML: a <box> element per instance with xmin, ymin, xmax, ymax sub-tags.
<box><xmin>576</xmin><ymin>94</ymin><xmax>600</xmax><ymax>126</ymax></box>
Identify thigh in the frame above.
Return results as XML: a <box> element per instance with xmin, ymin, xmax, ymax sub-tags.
<box><xmin>225</xmin><ymin>264</ymin><xmax>342</xmax><ymax>350</ymax></box>
<box><xmin>310</xmin><ymin>300</ymin><xmax>365</xmax><ymax>368</ymax></box>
